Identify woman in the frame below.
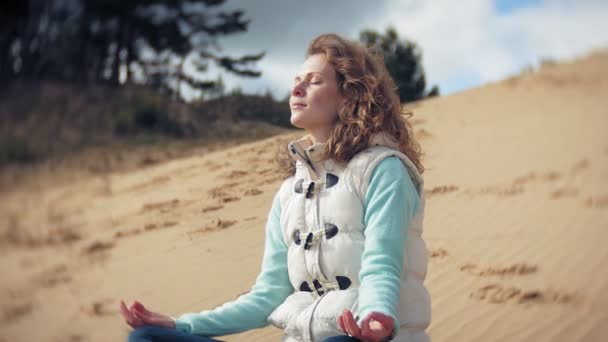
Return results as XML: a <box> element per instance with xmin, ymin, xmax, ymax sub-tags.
<box><xmin>120</xmin><ymin>33</ymin><xmax>430</xmax><ymax>342</ymax></box>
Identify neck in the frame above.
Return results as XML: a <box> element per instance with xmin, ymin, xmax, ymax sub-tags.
<box><xmin>307</xmin><ymin>126</ymin><xmax>332</xmax><ymax>144</ymax></box>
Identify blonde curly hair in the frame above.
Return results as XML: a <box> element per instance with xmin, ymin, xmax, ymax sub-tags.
<box><xmin>276</xmin><ymin>33</ymin><xmax>424</xmax><ymax>178</ymax></box>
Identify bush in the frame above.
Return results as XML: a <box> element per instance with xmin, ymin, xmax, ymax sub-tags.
<box><xmin>196</xmin><ymin>93</ymin><xmax>291</xmax><ymax>127</ymax></box>
<box><xmin>114</xmin><ymin>100</ymin><xmax>184</xmax><ymax>137</ymax></box>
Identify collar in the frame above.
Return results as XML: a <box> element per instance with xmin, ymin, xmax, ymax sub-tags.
<box><xmin>287</xmin><ymin>131</ymin><xmax>400</xmax><ymax>180</ymax></box>
<box><xmin>287</xmin><ymin>134</ymin><xmax>327</xmax><ymax>180</ymax></box>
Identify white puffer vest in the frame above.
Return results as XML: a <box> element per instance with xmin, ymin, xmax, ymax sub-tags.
<box><xmin>267</xmin><ymin>133</ymin><xmax>431</xmax><ymax>342</ymax></box>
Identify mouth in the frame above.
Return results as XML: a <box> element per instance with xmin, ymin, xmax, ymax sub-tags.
<box><xmin>291</xmin><ymin>104</ymin><xmax>307</xmax><ymax>109</ymax></box>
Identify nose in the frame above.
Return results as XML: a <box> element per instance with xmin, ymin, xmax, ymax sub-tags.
<box><xmin>291</xmin><ymin>81</ymin><xmax>305</xmax><ymax>97</ymax></box>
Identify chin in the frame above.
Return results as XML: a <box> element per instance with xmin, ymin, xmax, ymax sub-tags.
<box><xmin>290</xmin><ymin>113</ymin><xmax>308</xmax><ymax>129</ymax></box>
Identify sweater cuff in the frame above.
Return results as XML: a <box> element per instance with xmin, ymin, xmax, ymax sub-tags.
<box><xmin>172</xmin><ymin>317</ymin><xmax>192</xmax><ymax>334</ymax></box>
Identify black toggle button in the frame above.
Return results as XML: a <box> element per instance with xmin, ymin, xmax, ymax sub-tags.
<box><xmin>326</xmin><ymin>173</ymin><xmax>339</xmax><ymax>188</ymax></box>
<box><xmin>300</xmin><ymin>281</ymin><xmax>313</xmax><ymax>292</ymax></box>
<box><xmin>324</xmin><ymin>223</ymin><xmax>339</xmax><ymax>239</ymax></box>
<box><xmin>336</xmin><ymin>276</ymin><xmax>352</xmax><ymax>290</ymax></box>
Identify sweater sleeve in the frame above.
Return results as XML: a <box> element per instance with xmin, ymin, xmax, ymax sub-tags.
<box><xmin>173</xmin><ymin>190</ymin><xmax>294</xmax><ymax>337</ymax></box>
<box><xmin>355</xmin><ymin>156</ymin><xmax>420</xmax><ymax>336</ymax></box>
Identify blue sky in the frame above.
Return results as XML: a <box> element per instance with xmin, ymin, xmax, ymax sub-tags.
<box><xmin>182</xmin><ymin>0</ymin><xmax>608</xmax><ymax>101</ymax></box>
<box><xmin>495</xmin><ymin>0</ymin><xmax>543</xmax><ymax>15</ymax></box>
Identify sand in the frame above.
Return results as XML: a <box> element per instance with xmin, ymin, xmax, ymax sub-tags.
<box><xmin>1</xmin><ymin>49</ymin><xmax>607</xmax><ymax>342</ymax></box>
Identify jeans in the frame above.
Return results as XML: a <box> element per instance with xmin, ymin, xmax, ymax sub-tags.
<box><xmin>127</xmin><ymin>325</ymin><xmax>360</xmax><ymax>342</ymax></box>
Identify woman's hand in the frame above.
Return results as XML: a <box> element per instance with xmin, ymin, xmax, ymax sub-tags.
<box><xmin>119</xmin><ymin>300</ymin><xmax>176</xmax><ymax>329</ymax></box>
<box><xmin>337</xmin><ymin>309</ymin><xmax>394</xmax><ymax>342</ymax></box>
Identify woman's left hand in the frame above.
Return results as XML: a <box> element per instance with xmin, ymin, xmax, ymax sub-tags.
<box><xmin>119</xmin><ymin>300</ymin><xmax>175</xmax><ymax>329</ymax></box>
<box><xmin>337</xmin><ymin>309</ymin><xmax>394</xmax><ymax>342</ymax></box>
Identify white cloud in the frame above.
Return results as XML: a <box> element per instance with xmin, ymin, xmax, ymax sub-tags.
<box><xmin>382</xmin><ymin>0</ymin><xmax>608</xmax><ymax>94</ymax></box>
<box><xmin>184</xmin><ymin>0</ymin><xmax>608</xmax><ymax>100</ymax></box>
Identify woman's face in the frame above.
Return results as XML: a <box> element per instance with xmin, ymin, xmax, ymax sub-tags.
<box><xmin>289</xmin><ymin>53</ymin><xmax>343</xmax><ymax>136</ymax></box>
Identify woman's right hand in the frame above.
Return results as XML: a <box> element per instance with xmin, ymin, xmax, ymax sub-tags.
<box><xmin>119</xmin><ymin>300</ymin><xmax>176</xmax><ymax>329</ymax></box>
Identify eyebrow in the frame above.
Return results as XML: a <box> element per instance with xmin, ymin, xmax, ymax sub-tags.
<box><xmin>294</xmin><ymin>71</ymin><xmax>322</xmax><ymax>82</ymax></box>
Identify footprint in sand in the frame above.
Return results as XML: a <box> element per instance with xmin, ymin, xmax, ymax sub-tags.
<box><xmin>225</xmin><ymin>170</ymin><xmax>249</xmax><ymax>179</ymax></box>
<box><xmin>60</xmin><ymin>334</ymin><xmax>85</xmax><ymax>342</ymax></box>
<box><xmin>1</xmin><ymin>301</ymin><xmax>33</xmax><ymax>324</ymax></box>
<box><xmin>470</xmin><ymin>169</ymin><xmax>566</xmax><ymax>198</ymax></box>
<box><xmin>81</xmin><ymin>299</ymin><xmax>115</xmax><ymax>317</ymax></box>
<box><xmin>424</xmin><ymin>185</ymin><xmax>459</xmax><ymax>198</ymax></box>
<box><xmin>470</xmin><ymin>284</ymin><xmax>578</xmax><ymax>305</ymax></box>
<box><xmin>144</xmin><ymin>221</ymin><xmax>178</xmax><ymax>231</ymax></box>
<box><xmin>114</xmin><ymin>228</ymin><xmax>142</xmax><ymax>239</ymax></box>
<box><xmin>473</xmin><ymin>184</ymin><xmax>524</xmax><ymax>197</ymax></box>
<box><xmin>141</xmin><ymin>199</ymin><xmax>180</xmax><ymax>213</ymax></box>
<box><xmin>257</xmin><ymin>167</ymin><xmax>276</xmax><ymax>176</ymax></box>
<box><xmin>244</xmin><ymin>188</ymin><xmax>263</xmax><ymax>196</ymax></box>
<box><xmin>550</xmin><ymin>187</ymin><xmax>578</xmax><ymax>199</ymax></box>
<box><xmin>512</xmin><ymin>170</ymin><xmax>561</xmax><ymax>186</ymax></box>
<box><xmin>569</xmin><ymin>158</ymin><xmax>590</xmax><ymax>175</ymax></box>
<box><xmin>217</xmin><ymin>195</ymin><xmax>240</xmax><ymax>203</ymax></box>
<box><xmin>208</xmin><ymin>185</ymin><xmax>241</xmax><ymax>204</ymax></box>
<box><xmin>202</xmin><ymin>204</ymin><xmax>224</xmax><ymax>213</ymax></box>
<box><xmin>114</xmin><ymin>222</ymin><xmax>178</xmax><ymax>239</ymax></box>
<box><xmin>460</xmin><ymin>262</ymin><xmax>538</xmax><ymax>277</ymax></box>
<box><xmin>33</xmin><ymin>264</ymin><xmax>72</xmax><ymax>288</ymax></box>
<box><xmin>428</xmin><ymin>248</ymin><xmax>449</xmax><ymax>259</ymax></box>
<box><xmin>583</xmin><ymin>195</ymin><xmax>608</xmax><ymax>208</ymax></box>
<box><xmin>187</xmin><ymin>218</ymin><xmax>238</xmax><ymax>238</ymax></box>
<box><xmin>82</xmin><ymin>240</ymin><xmax>115</xmax><ymax>254</ymax></box>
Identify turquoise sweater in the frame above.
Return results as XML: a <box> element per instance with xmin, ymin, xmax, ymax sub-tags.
<box><xmin>174</xmin><ymin>156</ymin><xmax>420</xmax><ymax>337</ymax></box>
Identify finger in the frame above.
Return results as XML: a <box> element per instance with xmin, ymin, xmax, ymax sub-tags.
<box><xmin>360</xmin><ymin>315</ymin><xmax>372</xmax><ymax>336</ymax></box>
<box><xmin>132</xmin><ymin>304</ymin><xmax>148</xmax><ymax>318</ymax></box>
<box><xmin>340</xmin><ymin>311</ymin><xmax>355</xmax><ymax>336</ymax></box>
<box><xmin>368</xmin><ymin>312</ymin><xmax>394</xmax><ymax>329</ymax></box>
<box><xmin>133</xmin><ymin>300</ymin><xmax>150</xmax><ymax>314</ymax></box>
<box><xmin>132</xmin><ymin>308</ymin><xmax>146</xmax><ymax>319</ymax></box>
<box><xmin>119</xmin><ymin>300</ymin><xmax>128</xmax><ymax>317</ymax></box>
<box><xmin>120</xmin><ymin>301</ymin><xmax>139</xmax><ymax>327</ymax></box>
<box><xmin>343</xmin><ymin>310</ymin><xmax>361</xmax><ymax>337</ymax></box>
<box><xmin>120</xmin><ymin>301</ymin><xmax>134</xmax><ymax>320</ymax></box>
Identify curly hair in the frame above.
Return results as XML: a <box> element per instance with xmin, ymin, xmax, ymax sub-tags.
<box><xmin>275</xmin><ymin>33</ymin><xmax>425</xmax><ymax>179</ymax></box>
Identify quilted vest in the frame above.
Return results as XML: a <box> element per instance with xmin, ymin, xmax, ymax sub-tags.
<box><xmin>267</xmin><ymin>132</ymin><xmax>431</xmax><ymax>342</ymax></box>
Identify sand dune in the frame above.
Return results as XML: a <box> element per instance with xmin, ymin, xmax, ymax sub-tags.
<box><xmin>1</xmin><ymin>50</ymin><xmax>608</xmax><ymax>342</ymax></box>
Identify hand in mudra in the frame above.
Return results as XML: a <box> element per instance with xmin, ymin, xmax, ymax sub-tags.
<box><xmin>337</xmin><ymin>309</ymin><xmax>394</xmax><ymax>342</ymax></box>
<box><xmin>119</xmin><ymin>300</ymin><xmax>175</xmax><ymax>329</ymax></box>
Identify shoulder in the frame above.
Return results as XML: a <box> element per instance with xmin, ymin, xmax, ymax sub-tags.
<box><xmin>368</xmin><ymin>156</ymin><xmax>414</xmax><ymax>193</ymax></box>
<box><xmin>349</xmin><ymin>147</ymin><xmax>422</xmax><ymax>200</ymax></box>
<box><xmin>372</xmin><ymin>156</ymin><xmax>407</xmax><ymax>178</ymax></box>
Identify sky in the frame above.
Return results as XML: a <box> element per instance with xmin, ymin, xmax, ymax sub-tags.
<box><xmin>182</xmin><ymin>0</ymin><xmax>608</xmax><ymax>101</ymax></box>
